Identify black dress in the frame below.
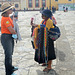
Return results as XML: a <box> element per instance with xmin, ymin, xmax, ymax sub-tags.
<box><xmin>34</xmin><ymin>27</ymin><xmax>56</xmax><ymax>64</ymax></box>
<box><xmin>47</xmin><ymin>37</ymin><xmax>56</xmax><ymax>60</ymax></box>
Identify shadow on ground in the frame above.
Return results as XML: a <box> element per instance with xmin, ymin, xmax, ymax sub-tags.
<box><xmin>55</xmin><ymin>48</ymin><xmax>66</xmax><ymax>62</ymax></box>
<box><xmin>36</xmin><ymin>69</ymin><xmax>59</xmax><ymax>75</ymax></box>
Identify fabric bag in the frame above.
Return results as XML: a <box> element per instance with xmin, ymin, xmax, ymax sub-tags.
<box><xmin>41</xmin><ymin>20</ymin><xmax>61</xmax><ymax>41</ymax></box>
<box><xmin>34</xmin><ymin>27</ymin><xmax>45</xmax><ymax>64</ymax></box>
<box><xmin>48</xmin><ymin>24</ymin><xmax>61</xmax><ymax>41</ymax></box>
<box><xmin>34</xmin><ymin>49</ymin><xmax>45</xmax><ymax>64</ymax></box>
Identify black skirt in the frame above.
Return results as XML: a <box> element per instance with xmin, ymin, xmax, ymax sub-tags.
<box><xmin>34</xmin><ymin>27</ymin><xmax>56</xmax><ymax>64</ymax></box>
<box><xmin>47</xmin><ymin>37</ymin><xmax>56</xmax><ymax>61</ymax></box>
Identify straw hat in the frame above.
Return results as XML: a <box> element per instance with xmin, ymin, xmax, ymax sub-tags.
<box><xmin>1</xmin><ymin>3</ymin><xmax>14</xmax><ymax>14</ymax></box>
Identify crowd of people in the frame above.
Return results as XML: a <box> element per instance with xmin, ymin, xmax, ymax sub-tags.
<box><xmin>52</xmin><ymin>6</ymin><xmax>56</xmax><ymax>13</ymax></box>
<box><xmin>0</xmin><ymin>3</ymin><xmax>57</xmax><ymax>75</ymax></box>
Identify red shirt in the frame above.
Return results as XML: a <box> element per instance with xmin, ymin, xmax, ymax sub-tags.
<box><xmin>1</xmin><ymin>16</ymin><xmax>14</xmax><ymax>34</ymax></box>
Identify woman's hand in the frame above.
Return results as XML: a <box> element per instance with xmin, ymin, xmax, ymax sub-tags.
<box><xmin>31</xmin><ymin>23</ymin><xmax>38</xmax><ymax>27</ymax></box>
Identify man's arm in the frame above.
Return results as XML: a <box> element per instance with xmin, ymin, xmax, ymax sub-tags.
<box><xmin>7</xmin><ymin>26</ymin><xmax>16</xmax><ymax>34</ymax></box>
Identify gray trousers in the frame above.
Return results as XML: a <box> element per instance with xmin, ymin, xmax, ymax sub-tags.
<box><xmin>1</xmin><ymin>34</ymin><xmax>14</xmax><ymax>75</ymax></box>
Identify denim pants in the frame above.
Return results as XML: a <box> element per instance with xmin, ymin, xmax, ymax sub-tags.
<box><xmin>1</xmin><ymin>34</ymin><xmax>14</xmax><ymax>75</ymax></box>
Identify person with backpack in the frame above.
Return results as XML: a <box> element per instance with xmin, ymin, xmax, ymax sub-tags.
<box><xmin>31</xmin><ymin>9</ymin><xmax>56</xmax><ymax>73</ymax></box>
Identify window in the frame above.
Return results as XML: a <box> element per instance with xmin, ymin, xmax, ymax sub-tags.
<box><xmin>68</xmin><ymin>0</ymin><xmax>71</xmax><ymax>1</ymax></box>
<box><xmin>42</xmin><ymin>0</ymin><xmax>46</xmax><ymax>7</ymax></box>
<box><xmin>35</xmin><ymin>0</ymin><xmax>39</xmax><ymax>7</ymax></box>
<box><xmin>28</xmin><ymin>0</ymin><xmax>32</xmax><ymax>7</ymax></box>
<box><xmin>55</xmin><ymin>0</ymin><xmax>58</xmax><ymax>1</ymax></box>
<box><xmin>15</xmin><ymin>4</ymin><xmax>18</xmax><ymax>8</ymax></box>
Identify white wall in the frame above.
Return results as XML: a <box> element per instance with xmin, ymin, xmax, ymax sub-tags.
<box><xmin>20</xmin><ymin>0</ymin><xmax>26</xmax><ymax>10</ymax></box>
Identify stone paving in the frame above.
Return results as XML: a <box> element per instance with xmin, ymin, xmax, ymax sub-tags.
<box><xmin>0</xmin><ymin>11</ymin><xmax>75</xmax><ymax>75</ymax></box>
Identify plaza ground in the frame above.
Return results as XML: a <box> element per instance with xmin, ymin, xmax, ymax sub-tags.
<box><xmin>0</xmin><ymin>11</ymin><xmax>75</xmax><ymax>75</ymax></box>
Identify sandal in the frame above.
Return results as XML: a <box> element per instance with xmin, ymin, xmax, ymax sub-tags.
<box><xmin>43</xmin><ymin>68</ymin><xmax>51</xmax><ymax>73</ymax></box>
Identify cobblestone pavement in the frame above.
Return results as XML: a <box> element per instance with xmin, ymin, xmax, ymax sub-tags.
<box><xmin>0</xmin><ymin>11</ymin><xmax>75</xmax><ymax>75</ymax></box>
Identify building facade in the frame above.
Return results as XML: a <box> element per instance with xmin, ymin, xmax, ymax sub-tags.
<box><xmin>51</xmin><ymin>0</ymin><xmax>75</xmax><ymax>9</ymax></box>
<box><xmin>26</xmin><ymin>0</ymin><xmax>48</xmax><ymax>10</ymax></box>
<box><xmin>0</xmin><ymin>0</ymin><xmax>21</xmax><ymax>10</ymax></box>
<box><xmin>0</xmin><ymin>0</ymin><xmax>75</xmax><ymax>11</ymax></box>
<box><xmin>23</xmin><ymin>0</ymin><xmax>75</xmax><ymax>10</ymax></box>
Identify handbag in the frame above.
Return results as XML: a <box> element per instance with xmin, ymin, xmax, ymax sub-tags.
<box><xmin>41</xmin><ymin>20</ymin><xmax>61</xmax><ymax>41</ymax></box>
<box><xmin>48</xmin><ymin>23</ymin><xmax>61</xmax><ymax>41</ymax></box>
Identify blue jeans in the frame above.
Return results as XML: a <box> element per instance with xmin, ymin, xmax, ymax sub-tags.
<box><xmin>1</xmin><ymin>34</ymin><xmax>14</xmax><ymax>75</ymax></box>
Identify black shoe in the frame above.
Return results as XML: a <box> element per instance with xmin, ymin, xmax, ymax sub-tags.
<box><xmin>13</xmin><ymin>66</ymin><xmax>18</xmax><ymax>72</ymax></box>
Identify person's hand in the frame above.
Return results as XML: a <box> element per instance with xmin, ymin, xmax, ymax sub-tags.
<box><xmin>31</xmin><ymin>21</ymin><xmax>33</xmax><ymax>25</ymax></box>
<box><xmin>40</xmin><ymin>24</ymin><xmax>46</xmax><ymax>27</ymax></box>
<box><xmin>31</xmin><ymin>23</ymin><xmax>38</xmax><ymax>27</ymax></box>
<box><xmin>31</xmin><ymin>17</ymin><xmax>34</xmax><ymax>26</ymax></box>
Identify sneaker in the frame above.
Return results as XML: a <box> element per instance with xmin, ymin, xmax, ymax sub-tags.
<box><xmin>11</xmin><ymin>73</ymin><xmax>17</xmax><ymax>75</ymax></box>
<box><xmin>13</xmin><ymin>67</ymin><xmax>18</xmax><ymax>72</ymax></box>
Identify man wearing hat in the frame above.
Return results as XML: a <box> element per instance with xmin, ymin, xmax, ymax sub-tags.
<box><xmin>1</xmin><ymin>3</ymin><xmax>18</xmax><ymax>75</ymax></box>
